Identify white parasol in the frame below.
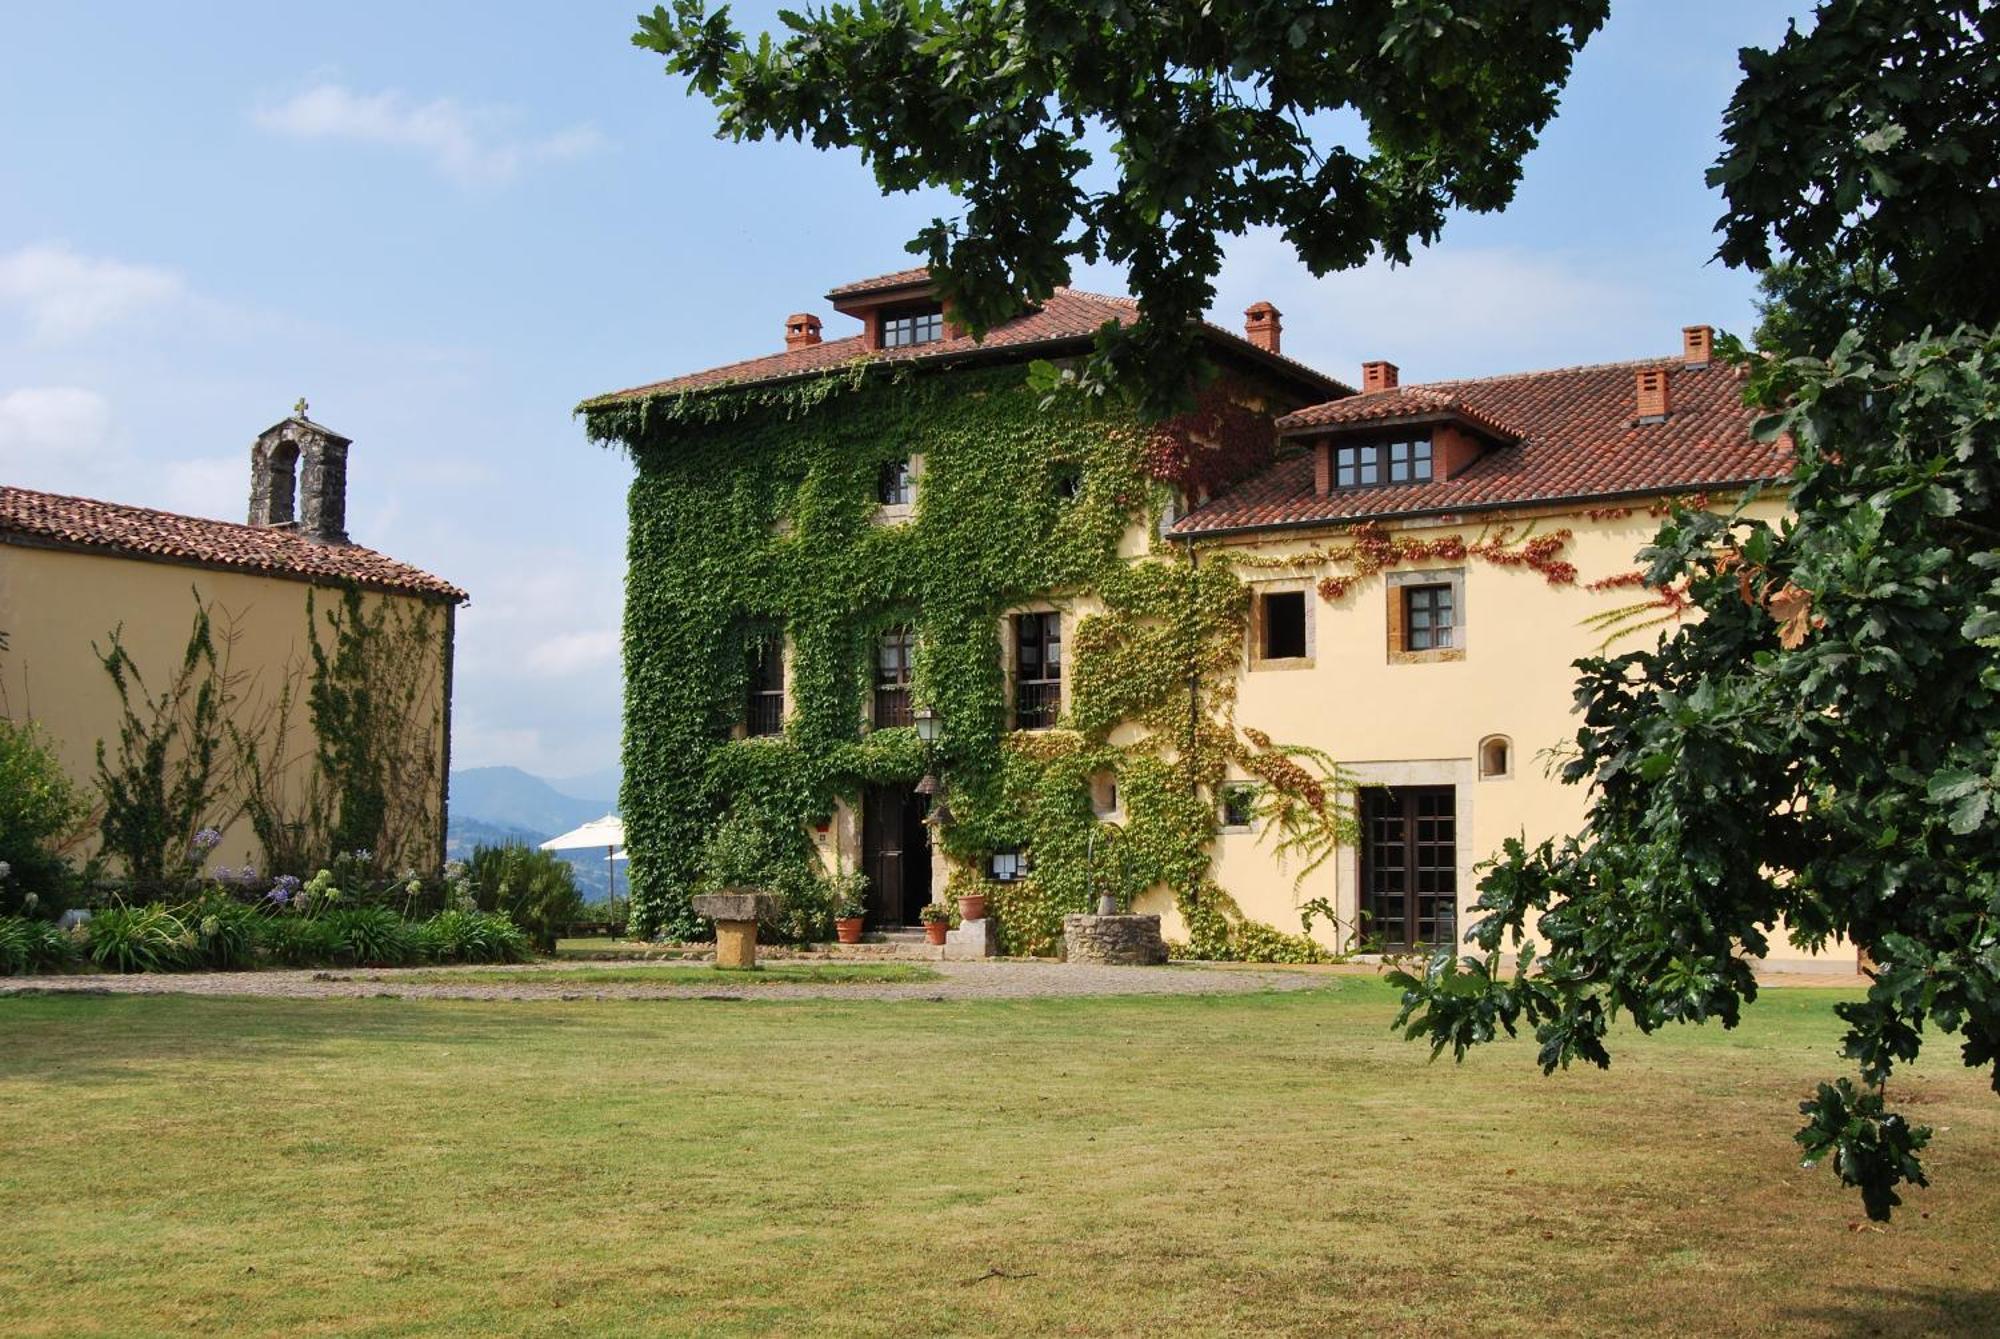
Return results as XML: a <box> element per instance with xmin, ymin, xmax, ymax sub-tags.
<box><xmin>540</xmin><ymin>815</ymin><xmax>625</xmax><ymax>897</ymax></box>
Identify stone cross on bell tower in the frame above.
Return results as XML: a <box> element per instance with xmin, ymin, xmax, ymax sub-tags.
<box><xmin>248</xmin><ymin>406</ymin><xmax>352</xmax><ymax>544</ymax></box>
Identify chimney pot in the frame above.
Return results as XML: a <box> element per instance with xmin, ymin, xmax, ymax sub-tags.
<box><xmin>785</xmin><ymin>312</ymin><xmax>823</xmax><ymax>349</ymax></box>
<box><xmin>1243</xmin><ymin>301</ymin><xmax>1282</xmax><ymax>354</ymax></box>
<box><xmin>1362</xmin><ymin>360</ymin><xmax>1400</xmax><ymax>393</ymax></box>
<box><xmin>1682</xmin><ymin>324</ymin><xmax>1714</xmax><ymax>366</ymax></box>
<box><xmin>1636</xmin><ymin>367</ymin><xmax>1672</xmax><ymax>422</ymax></box>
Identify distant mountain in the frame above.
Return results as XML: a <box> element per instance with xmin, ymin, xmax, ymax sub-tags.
<box><xmin>551</xmin><ymin>765</ymin><xmax>622</xmax><ymax>807</ymax></box>
<box><xmin>448</xmin><ymin>766</ymin><xmax>611</xmax><ymax>837</ymax></box>
<box><xmin>446</xmin><ymin>766</ymin><xmax>624</xmax><ymax>904</ymax></box>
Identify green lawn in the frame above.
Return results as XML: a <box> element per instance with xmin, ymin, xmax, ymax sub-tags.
<box><xmin>388</xmin><ymin>963</ymin><xmax>942</xmax><ymax>987</ymax></box>
<box><xmin>2</xmin><ymin>980</ymin><xmax>1995</xmax><ymax>1337</ymax></box>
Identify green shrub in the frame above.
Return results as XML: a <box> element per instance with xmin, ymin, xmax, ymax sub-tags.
<box><xmin>419</xmin><ymin>910</ymin><xmax>532</xmax><ymax>964</ymax></box>
<box><xmin>0</xmin><ymin>915</ymin><xmax>78</xmax><ymax>975</ymax></box>
<box><xmin>261</xmin><ymin>915</ymin><xmax>340</xmax><ymax>967</ymax></box>
<box><xmin>0</xmin><ymin>718</ymin><xmax>87</xmax><ymax>917</ymax></box>
<box><xmin>320</xmin><ymin>907</ymin><xmax>415</xmax><ymax>967</ymax></box>
<box><xmin>182</xmin><ymin>896</ymin><xmax>263</xmax><ymax>971</ymax></box>
<box><xmin>466</xmin><ymin>844</ymin><xmax>584</xmax><ymax>953</ymax></box>
<box><xmin>694</xmin><ymin>807</ymin><xmax>832</xmax><ymax>944</ymax></box>
<box><xmin>87</xmin><ymin>905</ymin><xmax>195</xmax><ymax>973</ymax></box>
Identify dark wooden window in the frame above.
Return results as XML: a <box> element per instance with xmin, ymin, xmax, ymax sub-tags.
<box><xmin>874</xmin><ymin>624</ymin><xmax>914</xmax><ymax>727</ymax></box>
<box><xmin>745</xmin><ymin>631</ymin><xmax>784</xmax><ymax>736</ymax></box>
<box><xmin>882</xmin><ymin>307</ymin><xmax>944</xmax><ymax>348</ymax></box>
<box><xmin>1333</xmin><ymin>436</ymin><xmax>1433</xmax><ymax>489</ymax></box>
<box><xmin>1013</xmin><ymin>611</ymin><xmax>1061</xmax><ymax>729</ymax></box>
<box><xmin>1403</xmin><ymin>583</ymin><xmax>1455</xmax><ymax>651</ymax></box>
<box><xmin>1361</xmin><ymin>786</ymin><xmax>1457</xmax><ymax>949</ymax></box>
<box><xmin>877</xmin><ymin>459</ymin><xmax>914</xmax><ymax>506</ymax></box>
<box><xmin>1260</xmin><ymin>590</ymin><xmax>1307</xmax><ymax>660</ymax></box>
<box><xmin>1220</xmin><ymin>783</ymin><xmax>1259</xmax><ymax>829</ymax></box>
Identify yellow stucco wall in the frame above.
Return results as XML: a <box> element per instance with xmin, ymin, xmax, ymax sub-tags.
<box><xmin>1183</xmin><ymin>494</ymin><xmax>1845</xmax><ymax>970</ymax></box>
<box><xmin>0</xmin><ymin>542</ymin><xmax>452</xmax><ymax>877</ymax></box>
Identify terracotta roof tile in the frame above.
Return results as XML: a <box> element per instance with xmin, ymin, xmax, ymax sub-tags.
<box><xmin>826</xmin><ymin>266</ymin><xmax>933</xmax><ymax>298</ymax></box>
<box><xmin>0</xmin><ymin>485</ymin><xmax>467</xmax><ymax>601</ymax></box>
<box><xmin>581</xmin><ymin>276</ymin><xmax>1349</xmax><ymax>407</ymax></box>
<box><xmin>1174</xmin><ymin>357</ymin><xmax>1789</xmax><ymax>536</ymax></box>
<box><xmin>1276</xmin><ymin>386</ymin><xmax>1525</xmax><ymax>442</ymax></box>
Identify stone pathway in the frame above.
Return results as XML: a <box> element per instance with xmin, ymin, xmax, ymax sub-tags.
<box><xmin>0</xmin><ymin>958</ymin><xmax>1346</xmax><ymax>1004</ymax></box>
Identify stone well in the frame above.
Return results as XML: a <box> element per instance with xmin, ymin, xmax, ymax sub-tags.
<box><xmin>1062</xmin><ymin>913</ymin><xmax>1168</xmax><ymax>966</ymax></box>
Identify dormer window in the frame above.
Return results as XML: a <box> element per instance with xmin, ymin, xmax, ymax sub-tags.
<box><xmin>881</xmin><ymin>306</ymin><xmax>944</xmax><ymax>348</ymax></box>
<box><xmin>1333</xmin><ymin>436</ymin><xmax>1433</xmax><ymax>489</ymax></box>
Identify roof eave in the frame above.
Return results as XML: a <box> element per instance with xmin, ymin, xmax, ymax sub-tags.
<box><xmin>579</xmin><ymin>324</ymin><xmax>1350</xmax><ymax>419</ymax></box>
<box><xmin>1276</xmin><ymin>408</ymin><xmax>1520</xmax><ymax>446</ymax></box>
<box><xmin>1170</xmin><ymin>475</ymin><xmax>1788</xmax><ymax>542</ymax></box>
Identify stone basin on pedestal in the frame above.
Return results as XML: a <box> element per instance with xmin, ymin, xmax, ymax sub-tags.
<box><xmin>691</xmin><ymin>889</ymin><xmax>779</xmax><ymax>968</ymax></box>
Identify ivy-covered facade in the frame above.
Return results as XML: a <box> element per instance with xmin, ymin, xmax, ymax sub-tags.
<box><xmin>585</xmin><ymin>271</ymin><xmax>1817</xmax><ymax>965</ymax></box>
<box><xmin>582</xmin><ymin>273</ymin><xmax>1349</xmax><ymax>956</ymax></box>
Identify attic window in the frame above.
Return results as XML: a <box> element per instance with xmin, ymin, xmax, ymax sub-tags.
<box><xmin>882</xmin><ymin>306</ymin><xmax>944</xmax><ymax>348</ymax></box>
<box><xmin>1334</xmin><ymin>436</ymin><xmax>1433</xmax><ymax>489</ymax></box>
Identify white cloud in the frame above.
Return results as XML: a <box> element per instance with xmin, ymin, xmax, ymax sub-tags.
<box><xmin>157</xmin><ymin>454</ymin><xmax>245</xmax><ymax>519</ymax></box>
<box><xmin>253</xmin><ymin>82</ymin><xmax>603</xmax><ymax>186</ymax></box>
<box><xmin>0</xmin><ymin>245</ymin><xmax>184</xmax><ymax>341</ymax></box>
<box><xmin>0</xmin><ymin>386</ymin><xmax>114</xmax><ymax>460</ymax></box>
<box><xmin>522</xmin><ymin>628</ymin><xmax>620</xmax><ymax>678</ymax></box>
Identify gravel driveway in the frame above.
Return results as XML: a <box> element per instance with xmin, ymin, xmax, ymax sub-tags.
<box><xmin>0</xmin><ymin>958</ymin><xmax>1348</xmax><ymax>1004</ymax></box>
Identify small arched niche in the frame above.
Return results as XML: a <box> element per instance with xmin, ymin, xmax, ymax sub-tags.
<box><xmin>1478</xmin><ymin>734</ymin><xmax>1513</xmax><ymax>780</ymax></box>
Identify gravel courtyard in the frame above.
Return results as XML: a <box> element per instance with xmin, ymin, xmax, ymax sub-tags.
<box><xmin>0</xmin><ymin>957</ymin><xmax>1345</xmax><ymax>1003</ymax></box>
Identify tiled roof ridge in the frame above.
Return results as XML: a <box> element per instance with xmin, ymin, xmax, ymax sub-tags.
<box><xmin>827</xmin><ymin>266</ymin><xmax>933</xmax><ymax>297</ymax></box>
<box><xmin>582</xmin><ymin>282</ymin><xmax>1352</xmax><ymax>407</ymax></box>
<box><xmin>590</xmin><ymin>334</ymin><xmax>871</xmax><ymax>405</ymax></box>
<box><xmin>0</xmin><ymin>483</ymin><xmax>467</xmax><ymax>602</ymax></box>
<box><xmin>1413</xmin><ymin>353</ymin><xmax>1680</xmax><ymax>390</ymax></box>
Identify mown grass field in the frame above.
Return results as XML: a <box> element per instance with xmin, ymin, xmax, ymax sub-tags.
<box><xmin>1</xmin><ymin>978</ymin><xmax>1995</xmax><ymax>1336</ymax></box>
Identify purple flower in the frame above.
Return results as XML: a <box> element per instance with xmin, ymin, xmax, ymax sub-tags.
<box><xmin>266</xmin><ymin>887</ymin><xmax>291</xmax><ymax>906</ymax></box>
<box><xmin>191</xmin><ymin>827</ymin><xmax>223</xmax><ymax>855</ymax></box>
<box><xmin>266</xmin><ymin>874</ymin><xmax>301</xmax><ymax>906</ymax></box>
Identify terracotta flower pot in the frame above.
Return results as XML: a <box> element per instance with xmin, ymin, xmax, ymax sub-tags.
<box><xmin>924</xmin><ymin>921</ymin><xmax>949</xmax><ymax>946</ymax></box>
<box><xmin>957</xmin><ymin>893</ymin><xmax>988</xmax><ymax>923</ymax></box>
<box><xmin>835</xmin><ymin>916</ymin><xmax>864</xmax><ymax>944</ymax></box>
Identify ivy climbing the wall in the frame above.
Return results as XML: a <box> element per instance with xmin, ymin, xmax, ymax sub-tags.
<box><xmin>588</xmin><ymin>363</ymin><xmax>1347</xmax><ymax>958</ymax></box>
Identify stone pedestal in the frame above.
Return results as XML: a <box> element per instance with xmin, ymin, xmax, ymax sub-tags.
<box><xmin>691</xmin><ymin>889</ymin><xmax>778</xmax><ymax>969</ymax></box>
<box><xmin>713</xmin><ymin>920</ymin><xmax>757</xmax><ymax>968</ymax></box>
<box><xmin>944</xmin><ymin>917</ymin><xmax>999</xmax><ymax>961</ymax></box>
<box><xmin>1062</xmin><ymin>914</ymin><xmax>1167</xmax><ymax>966</ymax></box>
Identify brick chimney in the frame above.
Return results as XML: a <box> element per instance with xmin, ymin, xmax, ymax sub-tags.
<box><xmin>1243</xmin><ymin>302</ymin><xmax>1281</xmax><ymax>353</ymax></box>
<box><xmin>785</xmin><ymin>313</ymin><xmax>823</xmax><ymax>349</ymax></box>
<box><xmin>1362</xmin><ymin>360</ymin><xmax>1399</xmax><ymax>393</ymax></box>
<box><xmin>1636</xmin><ymin>368</ymin><xmax>1671</xmax><ymax>423</ymax></box>
<box><xmin>1682</xmin><ymin>324</ymin><xmax>1714</xmax><ymax>367</ymax></box>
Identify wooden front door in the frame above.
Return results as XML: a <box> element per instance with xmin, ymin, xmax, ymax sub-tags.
<box><xmin>862</xmin><ymin>784</ymin><xmax>932</xmax><ymax>925</ymax></box>
<box><xmin>1360</xmin><ymin>786</ymin><xmax>1458</xmax><ymax>950</ymax></box>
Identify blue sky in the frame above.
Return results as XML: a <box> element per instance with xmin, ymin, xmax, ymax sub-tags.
<box><xmin>0</xmin><ymin>0</ymin><xmax>1810</xmax><ymax>786</ymax></box>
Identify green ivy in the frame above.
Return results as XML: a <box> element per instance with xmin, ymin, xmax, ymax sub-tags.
<box><xmin>590</xmin><ymin>365</ymin><xmax>1347</xmax><ymax>956</ymax></box>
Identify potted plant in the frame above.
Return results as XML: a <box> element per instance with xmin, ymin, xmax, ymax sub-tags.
<box><xmin>956</xmin><ymin>885</ymin><xmax>989</xmax><ymax>923</ymax></box>
<box><xmin>919</xmin><ymin>899</ymin><xmax>952</xmax><ymax>945</ymax></box>
<box><xmin>827</xmin><ymin>868</ymin><xmax>868</xmax><ymax>944</ymax></box>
